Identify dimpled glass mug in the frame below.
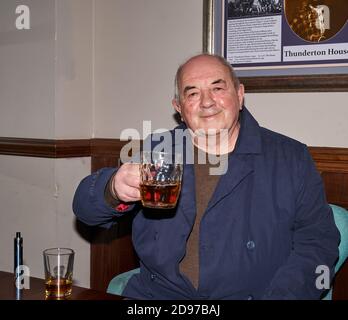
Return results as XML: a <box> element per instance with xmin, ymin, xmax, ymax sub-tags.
<box><xmin>139</xmin><ymin>151</ymin><xmax>183</xmax><ymax>209</ymax></box>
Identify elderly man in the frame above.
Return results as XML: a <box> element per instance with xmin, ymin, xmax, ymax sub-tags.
<box><xmin>73</xmin><ymin>54</ymin><xmax>339</xmax><ymax>300</ymax></box>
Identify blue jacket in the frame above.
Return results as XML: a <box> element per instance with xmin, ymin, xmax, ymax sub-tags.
<box><xmin>73</xmin><ymin>107</ymin><xmax>340</xmax><ymax>300</ymax></box>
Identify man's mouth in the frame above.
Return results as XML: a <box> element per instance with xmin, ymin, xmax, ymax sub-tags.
<box><xmin>200</xmin><ymin>112</ymin><xmax>220</xmax><ymax>119</ymax></box>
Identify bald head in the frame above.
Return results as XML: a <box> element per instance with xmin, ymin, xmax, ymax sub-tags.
<box><xmin>174</xmin><ymin>54</ymin><xmax>240</xmax><ymax>102</ymax></box>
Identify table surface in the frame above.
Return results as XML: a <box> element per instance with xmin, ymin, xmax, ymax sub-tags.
<box><xmin>0</xmin><ymin>271</ymin><xmax>122</xmax><ymax>300</ymax></box>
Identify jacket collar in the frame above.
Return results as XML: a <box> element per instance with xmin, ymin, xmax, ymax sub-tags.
<box><xmin>234</xmin><ymin>106</ymin><xmax>262</xmax><ymax>155</ymax></box>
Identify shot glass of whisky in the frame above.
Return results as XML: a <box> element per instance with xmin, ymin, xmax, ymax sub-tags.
<box><xmin>43</xmin><ymin>248</ymin><xmax>74</xmax><ymax>299</ymax></box>
<box><xmin>140</xmin><ymin>151</ymin><xmax>183</xmax><ymax>209</ymax></box>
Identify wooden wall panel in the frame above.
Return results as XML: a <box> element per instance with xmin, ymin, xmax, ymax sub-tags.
<box><xmin>309</xmin><ymin>147</ymin><xmax>348</xmax><ymax>210</ymax></box>
<box><xmin>0</xmin><ymin>137</ymin><xmax>90</xmax><ymax>158</ymax></box>
<box><xmin>332</xmin><ymin>262</ymin><xmax>348</xmax><ymax>300</ymax></box>
<box><xmin>90</xmin><ymin>139</ymin><xmax>140</xmax><ymax>291</ymax></box>
<box><xmin>90</xmin><ymin>216</ymin><xmax>139</xmax><ymax>292</ymax></box>
<box><xmin>241</xmin><ymin>74</ymin><xmax>348</xmax><ymax>93</ymax></box>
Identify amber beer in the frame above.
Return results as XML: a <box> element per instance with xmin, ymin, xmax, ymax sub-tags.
<box><xmin>140</xmin><ymin>151</ymin><xmax>183</xmax><ymax>209</ymax></box>
<box><xmin>45</xmin><ymin>277</ymin><xmax>72</xmax><ymax>298</ymax></box>
<box><xmin>140</xmin><ymin>181</ymin><xmax>181</xmax><ymax>209</ymax></box>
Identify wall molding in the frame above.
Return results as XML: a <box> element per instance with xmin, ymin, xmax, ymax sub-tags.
<box><xmin>90</xmin><ymin>138</ymin><xmax>133</xmax><ymax>157</ymax></box>
<box><xmin>241</xmin><ymin>74</ymin><xmax>348</xmax><ymax>93</ymax></box>
<box><xmin>309</xmin><ymin>146</ymin><xmax>348</xmax><ymax>174</ymax></box>
<box><xmin>1</xmin><ymin>137</ymin><xmax>348</xmax><ymax>162</ymax></box>
<box><xmin>1</xmin><ymin>137</ymin><xmax>348</xmax><ymax>166</ymax></box>
<box><xmin>0</xmin><ymin>137</ymin><xmax>91</xmax><ymax>158</ymax></box>
<box><xmin>0</xmin><ymin>137</ymin><xmax>137</xmax><ymax>159</ymax></box>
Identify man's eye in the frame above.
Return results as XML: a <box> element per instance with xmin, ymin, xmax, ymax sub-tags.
<box><xmin>213</xmin><ymin>87</ymin><xmax>223</xmax><ymax>92</ymax></box>
<box><xmin>188</xmin><ymin>92</ymin><xmax>198</xmax><ymax>97</ymax></box>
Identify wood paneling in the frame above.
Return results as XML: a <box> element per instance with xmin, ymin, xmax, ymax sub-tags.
<box><xmin>241</xmin><ymin>74</ymin><xmax>348</xmax><ymax>93</ymax></box>
<box><xmin>0</xmin><ymin>137</ymin><xmax>90</xmax><ymax>158</ymax></box>
<box><xmin>90</xmin><ymin>217</ymin><xmax>139</xmax><ymax>292</ymax></box>
<box><xmin>90</xmin><ymin>139</ymin><xmax>140</xmax><ymax>291</ymax></box>
<box><xmin>333</xmin><ymin>261</ymin><xmax>348</xmax><ymax>300</ymax></box>
<box><xmin>309</xmin><ymin>147</ymin><xmax>348</xmax><ymax>210</ymax></box>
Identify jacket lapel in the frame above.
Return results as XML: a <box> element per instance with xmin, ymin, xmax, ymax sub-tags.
<box><xmin>171</xmin><ymin>126</ymin><xmax>197</xmax><ymax>227</ymax></box>
<box><xmin>177</xmin><ymin>163</ymin><xmax>197</xmax><ymax>227</ymax></box>
<box><xmin>206</xmin><ymin>154</ymin><xmax>254</xmax><ymax>211</ymax></box>
<box><xmin>205</xmin><ymin>107</ymin><xmax>262</xmax><ymax>211</ymax></box>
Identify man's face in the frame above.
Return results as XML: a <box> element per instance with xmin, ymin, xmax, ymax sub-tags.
<box><xmin>172</xmin><ymin>56</ymin><xmax>244</xmax><ymax>138</ymax></box>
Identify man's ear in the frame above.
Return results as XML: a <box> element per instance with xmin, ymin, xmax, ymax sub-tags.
<box><xmin>237</xmin><ymin>84</ymin><xmax>245</xmax><ymax>110</ymax></box>
<box><xmin>172</xmin><ymin>98</ymin><xmax>182</xmax><ymax>114</ymax></box>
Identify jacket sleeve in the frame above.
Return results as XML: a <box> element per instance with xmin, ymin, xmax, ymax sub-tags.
<box><xmin>262</xmin><ymin>145</ymin><xmax>340</xmax><ymax>300</ymax></box>
<box><xmin>72</xmin><ymin>167</ymin><xmax>138</xmax><ymax>229</ymax></box>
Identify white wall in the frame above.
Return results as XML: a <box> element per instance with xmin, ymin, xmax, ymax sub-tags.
<box><xmin>246</xmin><ymin>92</ymin><xmax>348</xmax><ymax>147</ymax></box>
<box><xmin>94</xmin><ymin>0</ymin><xmax>203</xmax><ymax>138</ymax></box>
<box><xmin>0</xmin><ymin>0</ymin><xmax>55</xmax><ymax>138</ymax></box>
<box><xmin>55</xmin><ymin>0</ymin><xmax>94</xmax><ymax>139</ymax></box>
<box><xmin>0</xmin><ymin>0</ymin><xmax>92</xmax><ymax>288</ymax></box>
<box><xmin>0</xmin><ymin>156</ymin><xmax>90</xmax><ymax>286</ymax></box>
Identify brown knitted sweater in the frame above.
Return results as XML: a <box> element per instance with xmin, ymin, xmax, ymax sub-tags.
<box><xmin>179</xmin><ymin>147</ymin><xmax>221</xmax><ymax>289</ymax></box>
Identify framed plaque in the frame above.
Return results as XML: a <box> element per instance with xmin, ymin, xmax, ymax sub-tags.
<box><xmin>203</xmin><ymin>0</ymin><xmax>348</xmax><ymax>92</ymax></box>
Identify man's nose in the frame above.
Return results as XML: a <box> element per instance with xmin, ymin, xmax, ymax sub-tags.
<box><xmin>200</xmin><ymin>90</ymin><xmax>214</xmax><ymax>108</ymax></box>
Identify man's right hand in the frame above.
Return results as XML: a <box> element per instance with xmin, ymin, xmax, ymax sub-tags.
<box><xmin>111</xmin><ymin>163</ymin><xmax>141</xmax><ymax>202</ymax></box>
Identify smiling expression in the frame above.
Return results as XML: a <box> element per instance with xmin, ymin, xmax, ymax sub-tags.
<box><xmin>172</xmin><ymin>55</ymin><xmax>245</xmax><ymax>149</ymax></box>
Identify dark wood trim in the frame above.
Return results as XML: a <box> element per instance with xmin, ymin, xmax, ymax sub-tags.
<box><xmin>90</xmin><ymin>218</ymin><xmax>139</xmax><ymax>292</ymax></box>
<box><xmin>309</xmin><ymin>146</ymin><xmax>348</xmax><ymax>174</ymax></box>
<box><xmin>0</xmin><ymin>137</ymin><xmax>90</xmax><ymax>158</ymax></box>
<box><xmin>0</xmin><ymin>137</ymin><xmax>139</xmax><ymax>159</ymax></box>
<box><xmin>2</xmin><ymin>137</ymin><xmax>347</xmax><ymax>165</ymax></box>
<box><xmin>91</xmin><ymin>138</ymin><xmax>131</xmax><ymax>157</ymax></box>
<box><xmin>90</xmin><ymin>140</ymin><xmax>140</xmax><ymax>291</ymax></box>
<box><xmin>55</xmin><ymin>139</ymin><xmax>91</xmax><ymax>158</ymax></box>
<box><xmin>241</xmin><ymin>74</ymin><xmax>348</xmax><ymax>93</ymax></box>
<box><xmin>309</xmin><ymin>147</ymin><xmax>348</xmax><ymax>210</ymax></box>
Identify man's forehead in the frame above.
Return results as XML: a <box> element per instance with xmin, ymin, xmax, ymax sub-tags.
<box><xmin>180</xmin><ymin>62</ymin><xmax>230</xmax><ymax>84</ymax></box>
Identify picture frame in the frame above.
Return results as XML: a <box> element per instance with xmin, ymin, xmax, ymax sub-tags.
<box><xmin>203</xmin><ymin>0</ymin><xmax>348</xmax><ymax>92</ymax></box>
